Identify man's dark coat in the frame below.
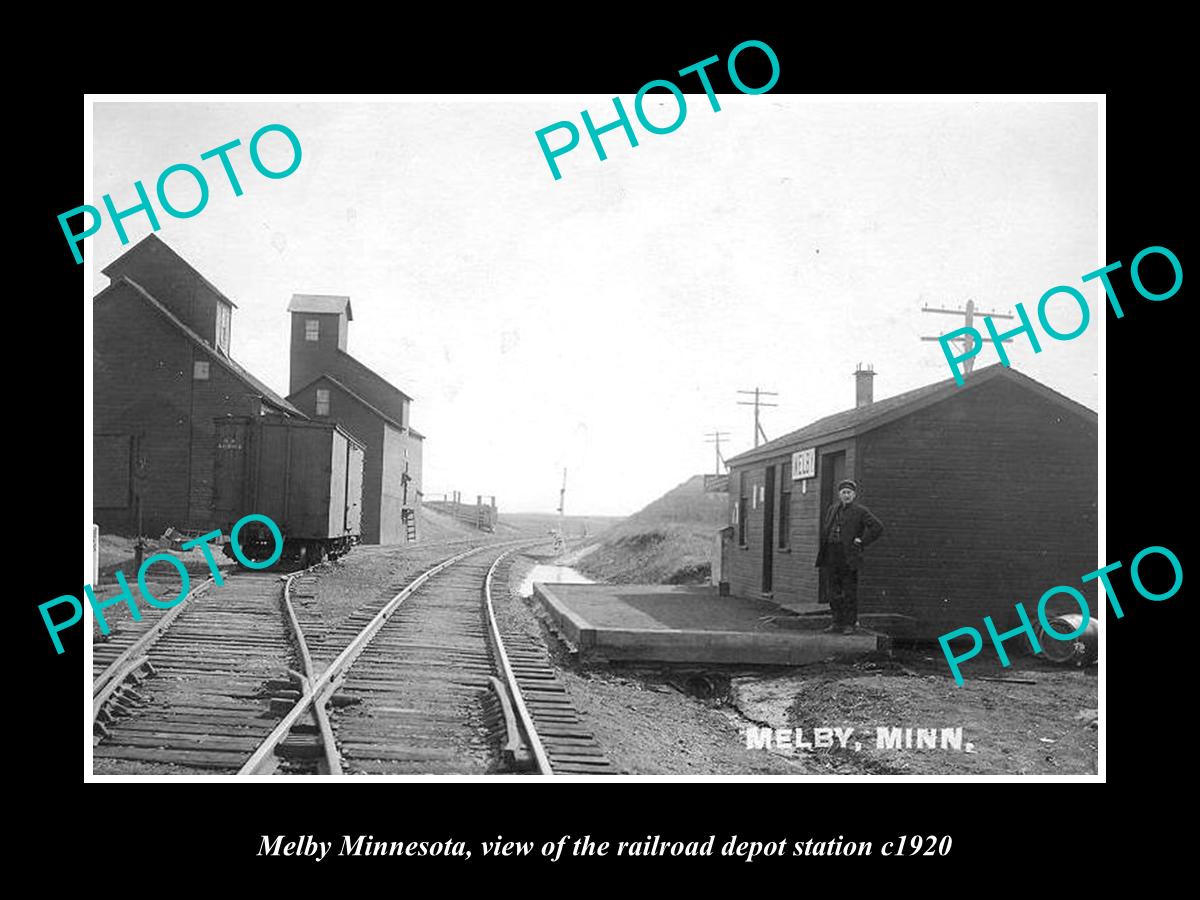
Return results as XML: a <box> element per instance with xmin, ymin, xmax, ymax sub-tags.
<box><xmin>814</xmin><ymin>501</ymin><xmax>885</xmax><ymax>571</ymax></box>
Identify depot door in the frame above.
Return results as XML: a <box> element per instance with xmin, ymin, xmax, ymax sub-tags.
<box><xmin>818</xmin><ymin>451</ymin><xmax>846</xmax><ymax>604</ymax></box>
<box><xmin>762</xmin><ymin>465</ymin><xmax>775</xmax><ymax>593</ymax></box>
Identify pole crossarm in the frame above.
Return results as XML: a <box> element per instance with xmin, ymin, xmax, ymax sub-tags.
<box><xmin>919</xmin><ymin>299</ymin><xmax>1015</xmax><ymax>375</ymax></box>
<box><xmin>704</xmin><ymin>431</ymin><xmax>731</xmax><ymax>474</ymax></box>
<box><xmin>737</xmin><ymin>388</ymin><xmax>778</xmax><ymax>448</ymax></box>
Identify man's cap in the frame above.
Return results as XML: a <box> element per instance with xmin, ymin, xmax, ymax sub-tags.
<box><xmin>837</xmin><ymin>479</ymin><xmax>858</xmax><ymax>492</ymax></box>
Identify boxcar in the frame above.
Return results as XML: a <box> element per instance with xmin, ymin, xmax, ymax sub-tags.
<box><xmin>212</xmin><ymin>414</ymin><xmax>365</xmax><ymax>564</ymax></box>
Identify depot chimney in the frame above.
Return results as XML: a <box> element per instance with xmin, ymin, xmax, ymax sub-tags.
<box><xmin>855</xmin><ymin>363</ymin><xmax>875</xmax><ymax>408</ymax></box>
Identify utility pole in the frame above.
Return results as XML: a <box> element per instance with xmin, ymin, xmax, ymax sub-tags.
<box><xmin>704</xmin><ymin>431</ymin><xmax>730</xmax><ymax>475</ymax></box>
<box><xmin>554</xmin><ymin>468</ymin><xmax>567</xmax><ymax>554</ymax></box>
<box><xmin>737</xmin><ymin>388</ymin><xmax>778</xmax><ymax>447</ymax></box>
<box><xmin>920</xmin><ymin>299</ymin><xmax>1015</xmax><ymax>376</ymax></box>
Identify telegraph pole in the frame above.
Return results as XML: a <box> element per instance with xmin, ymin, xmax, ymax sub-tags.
<box><xmin>704</xmin><ymin>431</ymin><xmax>730</xmax><ymax>475</ymax></box>
<box><xmin>920</xmin><ymin>299</ymin><xmax>1015</xmax><ymax>376</ymax></box>
<box><xmin>554</xmin><ymin>468</ymin><xmax>567</xmax><ymax>553</ymax></box>
<box><xmin>737</xmin><ymin>388</ymin><xmax>778</xmax><ymax>447</ymax></box>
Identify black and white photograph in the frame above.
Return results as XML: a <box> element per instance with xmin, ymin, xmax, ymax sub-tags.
<box><xmin>82</xmin><ymin>94</ymin><xmax>1103</xmax><ymax>780</ymax></box>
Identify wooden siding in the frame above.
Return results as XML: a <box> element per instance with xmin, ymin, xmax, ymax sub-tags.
<box><xmin>94</xmin><ymin>282</ymin><xmax>267</xmax><ymax>536</ymax></box>
<box><xmin>290</xmin><ymin>318</ymin><xmax>410</xmax><ymax>428</ymax></box>
<box><xmin>857</xmin><ymin>375</ymin><xmax>1097</xmax><ymax>637</ymax></box>
<box><xmin>726</xmin><ymin>376</ymin><xmax>1096</xmax><ymax>639</ymax></box>
<box><xmin>104</xmin><ymin>235</ymin><xmax>228</xmax><ymax>347</ymax></box>
<box><xmin>379</xmin><ymin>424</ymin><xmax>419</xmax><ymax>544</ymax></box>
<box><xmin>289</xmin><ymin>312</ymin><xmax>345</xmax><ymax>395</ymax></box>
<box><xmin>289</xmin><ymin>376</ymin><xmax>422</xmax><ymax>546</ymax></box>
<box><xmin>210</xmin><ymin>417</ymin><xmax>361</xmax><ymax>541</ymax></box>
<box><xmin>94</xmin><ymin>435</ymin><xmax>132</xmax><ymax>508</ymax></box>
<box><xmin>328</xmin><ymin>429</ymin><xmax>349</xmax><ymax>538</ymax></box>
<box><xmin>289</xmin><ymin>377</ymin><xmax>386</xmax><ymax>543</ymax></box>
<box><xmin>254</xmin><ymin>421</ymin><xmax>333</xmax><ymax>537</ymax></box>
<box><xmin>345</xmin><ymin>440</ymin><xmax>365</xmax><ymax>535</ymax></box>
<box><xmin>727</xmin><ymin>439</ymin><xmax>855</xmax><ymax>606</ymax></box>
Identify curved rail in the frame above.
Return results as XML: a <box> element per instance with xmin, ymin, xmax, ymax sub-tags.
<box><xmin>94</xmin><ymin>540</ymin><xmax>550</xmax><ymax>774</ymax></box>
<box><xmin>238</xmin><ymin>538</ymin><xmax>549</xmax><ymax>776</ymax></box>
<box><xmin>483</xmin><ymin>549</ymin><xmax>554</xmax><ymax>774</ymax></box>
<box><xmin>92</xmin><ymin>564</ymin><xmax>324</xmax><ymax>755</ymax></box>
<box><xmin>277</xmin><ymin>572</ymin><xmax>341</xmax><ymax>775</ymax></box>
<box><xmin>237</xmin><ymin>543</ymin><xmax>495</xmax><ymax>775</ymax></box>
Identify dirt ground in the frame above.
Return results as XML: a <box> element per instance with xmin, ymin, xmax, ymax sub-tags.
<box><xmin>730</xmin><ymin>651</ymin><xmax>1097</xmax><ymax>775</ymax></box>
<box><xmin>508</xmin><ymin>552</ymin><xmax>1097</xmax><ymax>776</ymax></box>
<box><xmin>96</xmin><ymin>533</ymin><xmax>238</xmax><ymax>581</ymax></box>
<box><xmin>505</xmin><ymin>552</ymin><xmax>798</xmax><ymax>774</ymax></box>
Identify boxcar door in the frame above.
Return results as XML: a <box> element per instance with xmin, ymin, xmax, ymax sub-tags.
<box><xmin>212</xmin><ymin>418</ymin><xmax>252</xmax><ymax>530</ymax></box>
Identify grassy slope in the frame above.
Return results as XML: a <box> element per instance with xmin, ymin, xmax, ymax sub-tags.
<box><xmin>565</xmin><ymin>474</ymin><xmax>729</xmax><ymax>584</ymax></box>
<box><xmin>499</xmin><ymin>512</ymin><xmax>623</xmax><ymax>538</ymax></box>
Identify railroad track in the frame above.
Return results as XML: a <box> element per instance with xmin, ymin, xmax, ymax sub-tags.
<box><xmin>243</xmin><ymin>541</ymin><xmax>615</xmax><ymax>775</ymax></box>
<box><xmin>311</xmin><ymin>547</ymin><xmax>505</xmax><ymax>774</ymax></box>
<box><xmin>92</xmin><ymin>571</ymin><xmax>306</xmax><ymax>772</ymax></box>
<box><xmin>93</xmin><ymin>541</ymin><xmax>614</xmax><ymax>776</ymax></box>
<box><xmin>483</xmin><ymin>552</ymin><xmax>615</xmax><ymax>775</ymax></box>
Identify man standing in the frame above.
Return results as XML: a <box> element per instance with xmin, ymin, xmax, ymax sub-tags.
<box><xmin>814</xmin><ymin>479</ymin><xmax>884</xmax><ymax>634</ymax></box>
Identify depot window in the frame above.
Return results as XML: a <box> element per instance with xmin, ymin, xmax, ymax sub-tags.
<box><xmin>315</xmin><ymin>388</ymin><xmax>330</xmax><ymax>416</ymax></box>
<box><xmin>305</xmin><ymin>319</ymin><xmax>320</xmax><ymax>342</ymax></box>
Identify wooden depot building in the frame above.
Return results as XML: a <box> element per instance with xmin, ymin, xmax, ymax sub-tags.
<box><xmin>722</xmin><ymin>364</ymin><xmax>1098</xmax><ymax>639</ymax></box>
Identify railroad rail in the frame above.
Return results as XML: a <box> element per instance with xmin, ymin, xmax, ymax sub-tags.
<box><xmin>92</xmin><ymin>540</ymin><xmax>614</xmax><ymax>776</ymax></box>
<box><xmin>91</xmin><ymin>570</ymin><xmax>314</xmax><ymax>771</ymax></box>
<box><xmin>483</xmin><ymin>552</ymin><xmax>615</xmax><ymax>774</ymax></box>
<box><xmin>239</xmin><ymin>542</ymin><xmax>528</xmax><ymax>774</ymax></box>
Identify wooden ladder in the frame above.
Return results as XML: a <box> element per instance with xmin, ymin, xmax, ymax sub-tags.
<box><xmin>402</xmin><ymin>507</ymin><xmax>417</xmax><ymax>542</ymax></box>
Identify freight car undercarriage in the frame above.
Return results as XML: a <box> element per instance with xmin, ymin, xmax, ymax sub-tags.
<box><xmin>222</xmin><ymin>524</ymin><xmax>358</xmax><ymax>568</ymax></box>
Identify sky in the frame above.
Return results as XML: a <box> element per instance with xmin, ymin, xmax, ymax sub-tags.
<box><xmin>91</xmin><ymin>99</ymin><xmax>1098</xmax><ymax>516</ymax></box>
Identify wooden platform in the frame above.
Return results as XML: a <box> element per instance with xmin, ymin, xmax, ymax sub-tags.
<box><xmin>533</xmin><ymin>583</ymin><xmax>878</xmax><ymax>665</ymax></box>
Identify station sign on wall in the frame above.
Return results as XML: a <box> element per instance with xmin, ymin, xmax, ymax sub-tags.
<box><xmin>791</xmin><ymin>448</ymin><xmax>815</xmax><ymax>480</ymax></box>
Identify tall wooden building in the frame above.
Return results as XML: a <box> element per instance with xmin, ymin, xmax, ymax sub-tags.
<box><xmin>723</xmin><ymin>364</ymin><xmax>1097</xmax><ymax>638</ymax></box>
<box><xmin>93</xmin><ymin>235</ymin><xmax>304</xmax><ymax>537</ymax></box>
<box><xmin>286</xmin><ymin>295</ymin><xmax>424</xmax><ymax>544</ymax></box>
